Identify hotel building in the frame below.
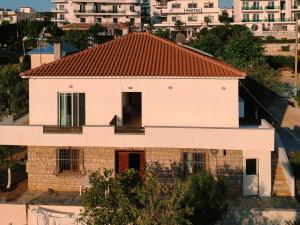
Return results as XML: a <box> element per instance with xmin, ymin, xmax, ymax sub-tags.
<box><xmin>150</xmin><ymin>0</ymin><xmax>221</xmax><ymax>38</ymax></box>
<box><xmin>51</xmin><ymin>0</ymin><xmax>141</xmax><ymax>28</ymax></box>
<box><xmin>233</xmin><ymin>0</ymin><xmax>299</xmax><ymax>37</ymax></box>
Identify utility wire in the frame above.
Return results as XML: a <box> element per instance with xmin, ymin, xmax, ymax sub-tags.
<box><xmin>239</xmin><ymin>81</ymin><xmax>300</xmax><ymax>145</ymax></box>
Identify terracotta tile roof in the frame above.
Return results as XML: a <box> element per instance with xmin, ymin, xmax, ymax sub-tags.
<box><xmin>22</xmin><ymin>32</ymin><xmax>246</xmax><ymax>78</ymax></box>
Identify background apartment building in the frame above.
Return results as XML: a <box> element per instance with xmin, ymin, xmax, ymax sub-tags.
<box><xmin>150</xmin><ymin>0</ymin><xmax>220</xmax><ymax>38</ymax></box>
<box><xmin>233</xmin><ymin>0</ymin><xmax>299</xmax><ymax>37</ymax></box>
<box><xmin>0</xmin><ymin>7</ymin><xmax>36</xmax><ymax>24</ymax></box>
<box><xmin>51</xmin><ymin>0</ymin><xmax>141</xmax><ymax>28</ymax></box>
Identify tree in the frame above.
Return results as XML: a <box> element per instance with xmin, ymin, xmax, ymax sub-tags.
<box><xmin>223</xmin><ymin>31</ymin><xmax>265</xmax><ymax>69</ymax></box>
<box><xmin>175</xmin><ymin>20</ymin><xmax>184</xmax><ymax>32</ymax></box>
<box><xmin>80</xmin><ymin>170</ymin><xmax>140</xmax><ymax>225</ymax></box>
<box><xmin>0</xmin><ymin>146</ymin><xmax>15</xmax><ymax>189</ymax></box>
<box><xmin>204</xmin><ymin>16</ymin><xmax>211</xmax><ymax>26</ymax></box>
<box><xmin>183</xmin><ymin>171</ymin><xmax>228</xmax><ymax>225</ymax></box>
<box><xmin>141</xmin><ymin>0</ymin><xmax>151</xmax><ymax>25</ymax></box>
<box><xmin>191</xmin><ymin>32</ymin><xmax>224</xmax><ymax>57</ymax></box>
<box><xmin>154</xmin><ymin>28</ymin><xmax>171</xmax><ymax>39</ymax></box>
<box><xmin>88</xmin><ymin>23</ymin><xmax>111</xmax><ymax>45</ymax></box>
<box><xmin>219</xmin><ymin>11</ymin><xmax>234</xmax><ymax>24</ymax></box>
<box><xmin>0</xmin><ymin>64</ymin><xmax>28</xmax><ymax>117</ymax></box>
<box><xmin>62</xmin><ymin>29</ymin><xmax>89</xmax><ymax>50</ymax></box>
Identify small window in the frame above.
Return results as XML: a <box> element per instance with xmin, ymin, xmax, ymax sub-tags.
<box><xmin>188</xmin><ymin>3</ymin><xmax>197</xmax><ymax>8</ymax></box>
<box><xmin>172</xmin><ymin>3</ymin><xmax>181</xmax><ymax>8</ymax></box>
<box><xmin>246</xmin><ymin>159</ymin><xmax>257</xmax><ymax>175</ymax></box>
<box><xmin>130</xmin><ymin>5</ymin><xmax>135</xmax><ymax>12</ymax></box>
<box><xmin>96</xmin><ymin>17</ymin><xmax>101</xmax><ymax>23</ymax></box>
<box><xmin>80</xmin><ymin>17</ymin><xmax>86</xmax><ymax>23</ymax></box>
<box><xmin>183</xmin><ymin>152</ymin><xmax>206</xmax><ymax>174</ymax></box>
<box><xmin>188</xmin><ymin>16</ymin><xmax>198</xmax><ymax>22</ymax></box>
<box><xmin>130</xmin><ymin>17</ymin><xmax>135</xmax><ymax>23</ymax></box>
<box><xmin>56</xmin><ymin>148</ymin><xmax>82</xmax><ymax>173</ymax></box>
<box><xmin>204</xmin><ymin>2</ymin><xmax>214</xmax><ymax>8</ymax></box>
<box><xmin>113</xmin><ymin>18</ymin><xmax>118</xmax><ymax>23</ymax></box>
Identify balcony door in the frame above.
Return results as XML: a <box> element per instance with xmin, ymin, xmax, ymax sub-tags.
<box><xmin>122</xmin><ymin>92</ymin><xmax>142</xmax><ymax>128</ymax></box>
<box><xmin>58</xmin><ymin>93</ymin><xmax>85</xmax><ymax>126</ymax></box>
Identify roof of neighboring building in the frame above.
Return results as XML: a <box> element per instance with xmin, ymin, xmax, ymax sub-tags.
<box><xmin>28</xmin><ymin>43</ymin><xmax>79</xmax><ymax>55</ymax></box>
<box><xmin>61</xmin><ymin>22</ymin><xmax>128</xmax><ymax>31</ymax></box>
<box><xmin>22</xmin><ymin>32</ymin><xmax>246</xmax><ymax>78</ymax></box>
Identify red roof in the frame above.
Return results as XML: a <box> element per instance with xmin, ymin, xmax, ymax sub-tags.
<box><xmin>22</xmin><ymin>32</ymin><xmax>246</xmax><ymax>78</ymax></box>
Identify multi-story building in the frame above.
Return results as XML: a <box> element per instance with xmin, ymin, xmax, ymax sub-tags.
<box><xmin>233</xmin><ymin>0</ymin><xmax>299</xmax><ymax>37</ymax></box>
<box><xmin>0</xmin><ymin>7</ymin><xmax>36</xmax><ymax>24</ymax></box>
<box><xmin>150</xmin><ymin>0</ymin><xmax>220</xmax><ymax>38</ymax></box>
<box><xmin>51</xmin><ymin>0</ymin><xmax>141</xmax><ymax>28</ymax></box>
<box><xmin>0</xmin><ymin>32</ymin><xmax>277</xmax><ymax>197</ymax></box>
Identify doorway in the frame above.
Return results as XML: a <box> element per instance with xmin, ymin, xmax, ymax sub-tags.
<box><xmin>116</xmin><ymin>151</ymin><xmax>145</xmax><ymax>176</ymax></box>
<box><xmin>243</xmin><ymin>158</ymin><xmax>259</xmax><ymax>195</ymax></box>
<box><xmin>122</xmin><ymin>92</ymin><xmax>142</xmax><ymax>128</ymax></box>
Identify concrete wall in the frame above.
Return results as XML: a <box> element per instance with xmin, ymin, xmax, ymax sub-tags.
<box><xmin>27</xmin><ymin>147</ymin><xmax>243</xmax><ymax>194</ymax></box>
<box><xmin>264</xmin><ymin>43</ymin><xmax>299</xmax><ymax>56</ymax></box>
<box><xmin>29</xmin><ymin>78</ymin><xmax>239</xmax><ymax>128</ymax></box>
<box><xmin>0</xmin><ymin>203</ymin><xmax>82</xmax><ymax>225</ymax></box>
<box><xmin>30</xmin><ymin>54</ymin><xmax>55</xmax><ymax>69</ymax></box>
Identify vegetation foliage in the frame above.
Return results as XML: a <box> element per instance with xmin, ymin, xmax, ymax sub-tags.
<box><xmin>80</xmin><ymin>169</ymin><xmax>228</xmax><ymax>225</ymax></box>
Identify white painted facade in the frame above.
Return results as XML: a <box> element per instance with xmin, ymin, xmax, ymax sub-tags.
<box><xmin>0</xmin><ymin>76</ymin><xmax>275</xmax><ymax>196</ymax></box>
<box><xmin>51</xmin><ymin>0</ymin><xmax>141</xmax><ymax>28</ymax></box>
<box><xmin>233</xmin><ymin>0</ymin><xmax>299</xmax><ymax>37</ymax></box>
<box><xmin>150</xmin><ymin>0</ymin><xmax>220</xmax><ymax>38</ymax></box>
<box><xmin>0</xmin><ymin>7</ymin><xmax>36</xmax><ymax>24</ymax></box>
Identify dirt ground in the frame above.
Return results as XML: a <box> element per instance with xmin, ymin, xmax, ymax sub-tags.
<box><xmin>280</xmin><ymin>70</ymin><xmax>300</xmax><ymax>88</ymax></box>
<box><xmin>0</xmin><ymin>179</ymin><xmax>28</xmax><ymax>202</ymax></box>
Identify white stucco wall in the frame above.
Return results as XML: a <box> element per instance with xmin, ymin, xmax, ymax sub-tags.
<box><xmin>30</xmin><ymin>54</ymin><xmax>55</xmax><ymax>69</ymax></box>
<box><xmin>29</xmin><ymin>78</ymin><xmax>239</xmax><ymax>128</ymax></box>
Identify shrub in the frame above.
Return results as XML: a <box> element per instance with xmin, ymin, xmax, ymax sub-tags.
<box><xmin>183</xmin><ymin>171</ymin><xmax>228</xmax><ymax>225</ymax></box>
<box><xmin>266</xmin><ymin>55</ymin><xmax>294</xmax><ymax>69</ymax></box>
<box><xmin>281</xmin><ymin>45</ymin><xmax>290</xmax><ymax>51</ymax></box>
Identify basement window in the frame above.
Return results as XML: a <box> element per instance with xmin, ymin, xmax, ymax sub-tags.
<box><xmin>182</xmin><ymin>152</ymin><xmax>207</xmax><ymax>174</ymax></box>
<box><xmin>56</xmin><ymin>148</ymin><xmax>83</xmax><ymax>174</ymax></box>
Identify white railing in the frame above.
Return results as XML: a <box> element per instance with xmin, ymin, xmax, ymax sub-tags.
<box><xmin>276</xmin><ymin>133</ymin><xmax>295</xmax><ymax>196</ymax></box>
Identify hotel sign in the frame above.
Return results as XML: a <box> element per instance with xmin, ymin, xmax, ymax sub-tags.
<box><xmin>184</xmin><ymin>8</ymin><xmax>202</xmax><ymax>13</ymax></box>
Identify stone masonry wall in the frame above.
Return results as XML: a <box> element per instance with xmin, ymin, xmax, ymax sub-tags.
<box><xmin>27</xmin><ymin>147</ymin><xmax>243</xmax><ymax>194</ymax></box>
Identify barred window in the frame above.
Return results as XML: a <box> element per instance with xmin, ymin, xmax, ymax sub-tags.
<box><xmin>183</xmin><ymin>152</ymin><xmax>206</xmax><ymax>174</ymax></box>
<box><xmin>56</xmin><ymin>148</ymin><xmax>83</xmax><ymax>174</ymax></box>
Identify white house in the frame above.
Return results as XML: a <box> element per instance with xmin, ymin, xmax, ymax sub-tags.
<box><xmin>0</xmin><ymin>32</ymin><xmax>275</xmax><ymax>197</ymax></box>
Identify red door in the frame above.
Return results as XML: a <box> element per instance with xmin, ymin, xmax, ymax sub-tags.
<box><xmin>117</xmin><ymin>151</ymin><xmax>145</xmax><ymax>176</ymax></box>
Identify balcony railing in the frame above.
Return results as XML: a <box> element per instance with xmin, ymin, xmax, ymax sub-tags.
<box><xmin>242</xmin><ymin>6</ymin><xmax>263</xmax><ymax>10</ymax></box>
<box><xmin>74</xmin><ymin>9</ymin><xmax>126</xmax><ymax>14</ymax></box>
<box><xmin>265</xmin><ymin>6</ymin><xmax>280</xmax><ymax>10</ymax></box>
<box><xmin>43</xmin><ymin>125</ymin><xmax>83</xmax><ymax>134</ymax></box>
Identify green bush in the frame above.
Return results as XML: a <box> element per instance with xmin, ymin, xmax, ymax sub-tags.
<box><xmin>266</xmin><ymin>55</ymin><xmax>294</xmax><ymax>69</ymax></box>
<box><xmin>263</xmin><ymin>36</ymin><xmax>295</xmax><ymax>43</ymax></box>
<box><xmin>281</xmin><ymin>45</ymin><xmax>290</xmax><ymax>51</ymax></box>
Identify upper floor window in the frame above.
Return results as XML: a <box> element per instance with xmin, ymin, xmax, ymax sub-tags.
<box><xmin>253</xmin><ymin>1</ymin><xmax>260</xmax><ymax>9</ymax></box>
<box><xmin>59</xmin><ymin>5</ymin><xmax>65</xmax><ymax>10</ymax></box>
<box><xmin>56</xmin><ymin>148</ymin><xmax>83</xmax><ymax>174</ymax></box>
<box><xmin>182</xmin><ymin>152</ymin><xmax>206</xmax><ymax>174</ymax></box>
<box><xmin>113</xmin><ymin>17</ymin><xmax>118</xmax><ymax>23</ymax></box>
<box><xmin>243</xmin><ymin>13</ymin><xmax>249</xmax><ymax>21</ymax></box>
<box><xmin>130</xmin><ymin>5</ymin><xmax>135</xmax><ymax>12</ymax></box>
<box><xmin>58</xmin><ymin>93</ymin><xmax>85</xmax><ymax>127</ymax></box>
<box><xmin>188</xmin><ymin>16</ymin><xmax>198</xmax><ymax>22</ymax></box>
<box><xmin>172</xmin><ymin>16</ymin><xmax>181</xmax><ymax>22</ymax></box>
<box><xmin>188</xmin><ymin>3</ymin><xmax>197</xmax><ymax>8</ymax></box>
<box><xmin>204</xmin><ymin>2</ymin><xmax>214</xmax><ymax>8</ymax></box>
<box><xmin>172</xmin><ymin>3</ymin><xmax>181</xmax><ymax>8</ymax></box>
<box><xmin>80</xmin><ymin>18</ymin><xmax>86</xmax><ymax>23</ymax></box>
<box><xmin>253</xmin><ymin>13</ymin><xmax>260</xmax><ymax>21</ymax></box>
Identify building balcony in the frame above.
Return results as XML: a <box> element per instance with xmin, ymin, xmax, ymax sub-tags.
<box><xmin>51</xmin><ymin>8</ymin><xmax>68</xmax><ymax>13</ymax></box>
<box><xmin>265</xmin><ymin>6</ymin><xmax>280</xmax><ymax>10</ymax></box>
<box><xmin>0</xmin><ymin>120</ymin><xmax>274</xmax><ymax>152</ymax></box>
<box><xmin>51</xmin><ymin>17</ymin><xmax>67</xmax><ymax>22</ymax></box>
<box><xmin>74</xmin><ymin>9</ymin><xmax>129</xmax><ymax>15</ymax></box>
<box><xmin>72</xmin><ymin>0</ymin><xmax>141</xmax><ymax>3</ymax></box>
<box><xmin>241</xmin><ymin>6</ymin><xmax>263</xmax><ymax>11</ymax></box>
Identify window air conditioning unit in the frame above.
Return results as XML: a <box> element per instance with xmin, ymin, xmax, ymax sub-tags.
<box><xmin>210</xmin><ymin>149</ymin><xmax>226</xmax><ymax>156</ymax></box>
